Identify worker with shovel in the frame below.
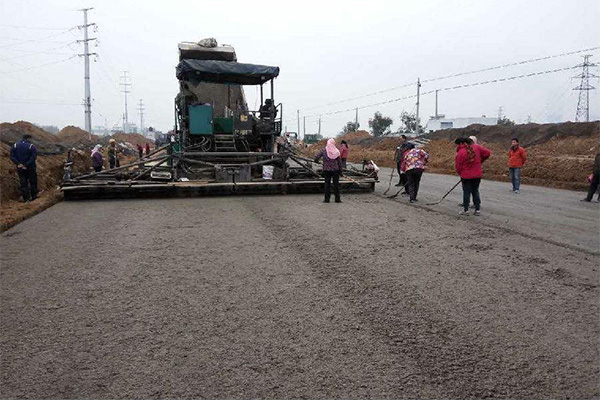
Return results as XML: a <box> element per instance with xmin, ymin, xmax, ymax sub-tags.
<box><xmin>403</xmin><ymin>145</ymin><xmax>429</xmax><ymax>203</ymax></box>
<box><xmin>108</xmin><ymin>139</ymin><xmax>119</xmax><ymax>169</ymax></box>
<box><xmin>394</xmin><ymin>135</ymin><xmax>410</xmax><ymax>189</ymax></box>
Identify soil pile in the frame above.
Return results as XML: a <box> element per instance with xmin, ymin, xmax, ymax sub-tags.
<box><xmin>424</xmin><ymin>138</ymin><xmax>597</xmax><ymax>191</ymax></box>
<box><xmin>110</xmin><ymin>132</ymin><xmax>154</xmax><ymax>147</ymax></box>
<box><xmin>301</xmin><ymin>121</ymin><xmax>599</xmax><ymax>191</ymax></box>
<box><xmin>0</xmin><ymin>122</ymin><xmax>96</xmax><ymax>231</ymax></box>
<box><xmin>1</xmin><ymin>143</ymin><xmax>91</xmax><ymax>203</ymax></box>
<box><xmin>425</xmin><ymin>121</ymin><xmax>599</xmax><ymax>147</ymax></box>
<box><xmin>57</xmin><ymin>126</ymin><xmax>99</xmax><ymax>146</ymax></box>
<box><xmin>0</xmin><ymin>121</ymin><xmax>156</xmax><ymax>230</ymax></box>
<box><xmin>0</xmin><ymin>121</ymin><xmax>62</xmax><ymax>153</ymax></box>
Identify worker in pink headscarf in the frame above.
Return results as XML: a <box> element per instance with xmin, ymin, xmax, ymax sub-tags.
<box><xmin>314</xmin><ymin>138</ymin><xmax>343</xmax><ymax>203</ymax></box>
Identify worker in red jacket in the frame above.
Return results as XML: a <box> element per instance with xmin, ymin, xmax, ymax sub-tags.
<box><xmin>508</xmin><ymin>137</ymin><xmax>526</xmax><ymax>194</ymax></box>
<box><xmin>455</xmin><ymin>137</ymin><xmax>491</xmax><ymax>216</ymax></box>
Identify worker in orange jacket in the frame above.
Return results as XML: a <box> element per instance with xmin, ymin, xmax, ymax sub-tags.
<box><xmin>508</xmin><ymin>138</ymin><xmax>526</xmax><ymax>194</ymax></box>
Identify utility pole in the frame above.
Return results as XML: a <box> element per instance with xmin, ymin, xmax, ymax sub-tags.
<box><xmin>303</xmin><ymin>116</ymin><xmax>306</xmax><ymax>138</ymax></box>
<box><xmin>435</xmin><ymin>89</ymin><xmax>439</xmax><ymax>118</ymax></box>
<box><xmin>415</xmin><ymin>78</ymin><xmax>421</xmax><ymax>136</ymax></box>
<box><xmin>318</xmin><ymin>116</ymin><xmax>322</xmax><ymax>136</ymax></box>
<box><xmin>137</xmin><ymin>99</ymin><xmax>145</xmax><ymax>134</ymax></box>
<box><xmin>355</xmin><ymin>107</ymin><xmax>359</xmax><ymax>131</ymax></box>
<box><xmin>77</xmin><ymin>8</ymin><xmax>97</xmax><ymax>139</ymax></box>
<box><xmin>120</xmin><ymin>71</ymin><xmax>131</xmax><ymax>132</ymax></box>
<box><xmin>573</xmin><ymin>54</ymin><xmax>597</xmax><ymax>122</ymax></box>
<box><xmin>497</xmin><ymin>106</ymin><xmax>504</xmax><ymax>122</ymax></box>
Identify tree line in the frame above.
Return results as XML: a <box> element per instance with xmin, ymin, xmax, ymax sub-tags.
<box><xmin>341</xmin><ymin>111</ymin><xmax>423</xmax><ymax>137</ymax></box>
<box><xmin>341</xmin><ymin>111</ymin><xmax>515</xmax><ymax>137</ymax></box>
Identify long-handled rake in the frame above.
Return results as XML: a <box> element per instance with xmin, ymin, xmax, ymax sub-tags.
<box><xmin>382</xmin><ymin>167</ymin><xmax>396</xmax><ymax>195</ymax></box>
<box><xmin>424</xmin><ymin>179</ymin><xmax>462</xmax><ymax>205</ymax></box>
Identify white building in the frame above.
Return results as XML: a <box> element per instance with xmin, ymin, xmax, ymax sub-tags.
<box><xmin>425</xmin><ymin>116</ymin><xmax>497</xmax><ymax>132</ymax></box>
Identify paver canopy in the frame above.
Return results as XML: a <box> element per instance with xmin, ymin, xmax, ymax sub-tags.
<box><xmin>176</xmin><ymin>59</ymin><xmax>280</xmax><ymax>85</ymax></box>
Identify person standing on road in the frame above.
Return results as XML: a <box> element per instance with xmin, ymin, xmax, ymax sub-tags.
<box><xmin>107</xmin><ymin>139</ymin><xmax>119</xmax><ymax>169</ymax></box>
<box><xmin>394</xmin><ymin>135</ymin><xmax>408</xmax><ymax>187</ymax></box>
<box><xmin>397</xmin><ymin>142</ymin><xmax>415</xmax><ymax>195</ymax></box>
<box><xmin>508</xmin><ymin>138</ymin><xmax>526</xmax><ymax>194</ymax></box>
<box><xmin>314</xmin><ymin>138</ymin><xmax>343</xmax><ymax>203</ymax></box>
<box><xmin>581</xmin><ymin>152</ymin><xmax>600</xmax><ymax>202</ymax></box>
<box><xmin>137</xmin><ymin>144</ymin><xmax>144</xmax><ymax>159</ymax></box>
<box><xmin>9</xmin><ymin>134</ymin><xmax>38</xmax><ymax>202</ymax></box>
<box><xmin>455</xmin><ymin>138</ymin><xmax>491</xmax><ymax>216</ymax></box>
<box><xmin>403</xmin><ymin>146</ymin><xmax>429</xmax><ymax>203</ymax></box>
<box><xmin>340</xmin><ymin>140</ymin><xmax>349</xmax><ymax>169</ymax></box>
<box><xmin>91</xmin><ymin>145</ymin><xmax>104</xmax><ymax>173</ymax></box>
<box><xmin>145</xmin><ymin>143</ymin><xmax>151</xmax><ymax>156</ymax></box>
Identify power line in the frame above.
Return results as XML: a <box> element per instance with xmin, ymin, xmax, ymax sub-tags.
<box><xmin>0</xmin><ymin>27</ymin><xmax>77</xmax><ymax>48</ymax></box>
<box><xmin>1</xmin><ymin>42</ymin><xmax>76</xmax><ymax>60</ymax></box>
<box><xmin>0</xmin><ymin>24</ymin><xmax>70</xmax><ymax>30</ymax></box>
<box><xmin>428</xmin><ymin>66</ymin><xmax>577</xmax><ymax>94</ymax></box>
<box><xmin>295</xmin><ymin>65</ymin><xmax>578</xmax><ymax>123</ymax></box>
<box><xmin>0</xmin><ymin>99</ymin><xmax>81</xmax><ymax>105</ymax></box>
<box><xmin>1</xmin><ymin>51</ymin><xmax>73</xmax><ymax>60</ymax></box>
<box><xmin>0</xmin><ymin>55</ymin><xmax>77</xmax><ymax>74</ymax></box>
<box><xmin>299</xmin><ymin>46</ymin><xmax>600</xmax><ymax>112</ymax></box>
<box><xmin>421</xmin><ymin>47</ymin><xmax>599</xmax><ymax>84</ymax></box>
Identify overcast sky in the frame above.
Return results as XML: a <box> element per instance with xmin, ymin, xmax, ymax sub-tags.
<box><xmin>1</xmin><ymin>0</ymin><xmax>598</xmax><ymax>137</ymax></box>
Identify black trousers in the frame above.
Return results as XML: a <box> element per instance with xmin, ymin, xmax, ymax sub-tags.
<box><xmin>406</xmin><ymin>168</ymin><xmax>424</xmax><ymax>201</ymax></box>
<box><xmin>398</xmin><ymin>171</ymin><xmax>408</xmax><ymax>189</ymax></box>
<box><xmin>461</xmin><ymin>178</ymin><xmax>481</xmax><ymax>211</ymax></box>
<box><xmin>323</xmin><ymin>170</ymin><xmax>341</xmax><ymax>202</ymax></box>
<box><xmin>17</xmin><ymin>167</ymin><xmax>38</xmax><ymax>201</ymax></box>
<box><xmin>586</xmin><ymin>173</ymin><xmax>599</xmax><ymax>200</ymax></box>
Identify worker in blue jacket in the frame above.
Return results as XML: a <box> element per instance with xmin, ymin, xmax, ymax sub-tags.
<box><xmin>10</xmin><ymin>134</ymin><xmax>38</xmax><ymax>202</ymax></box>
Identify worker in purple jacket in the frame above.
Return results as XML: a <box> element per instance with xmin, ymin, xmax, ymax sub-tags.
<box><xmin>10</xmin><ymin>134</ymin><xmax>38</xmax><ymax>202</ymax></box>
<box><xmin>314</xmin><ymin>138</ymin><xmax>343</xmax><ymax>203</ymax></box>
<box><xmin>91</xmin><ymin>145</ymin><xmax>104</xmax><ymax>172</ymax></box>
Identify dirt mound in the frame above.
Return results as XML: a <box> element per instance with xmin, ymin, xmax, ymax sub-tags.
<box><xmin>422</xmin><ymin>137</ymin><xmax>598</xmax><ymax>191</ymax></box>
<box><xmin>340</xmin><ymin>130</ymin><xmax>372</xmax><ymax>143</ymax></box>
<box><xmin>425</xmin><ymin>121</ymin><xmax>599</xmax><ymax>147</ymax></box>
<box><xmin>300</xmin><ymin>121</ymin><xmax>599</xmax><ymax>191</ymax></box>
<box><xmin>57</xmin><ymin>126</ymin><xmax>99</xmax><ymax>146</ymax></box>
<box><xmin>1</xmin><ymin>143</ymin><xmax>91</xmax><ymax>204</ymax></box>
<box><xmin>309</xmin><ymin>130</ymin><xmax>372</xmax><ymax>149</ymax></box>
<box><xmin>0</xmin><ymin>121</ymin><xmax>63</xmax><ymax>153</ymax></box>
<box><xmin>304</xmin><ymin>130</ymin><xmax>405</xmax><ymax>159</ymax></box>
<box><xmin>110</xmin><ymin>133</ymin><xmax>154</xmax><ymax>147</ymax></box>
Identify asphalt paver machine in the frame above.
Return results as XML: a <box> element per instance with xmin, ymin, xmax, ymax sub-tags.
<box><xmin>62</xmin><ymin>39</ymin><xmax>375</xmax><ymax>199</ymax></box>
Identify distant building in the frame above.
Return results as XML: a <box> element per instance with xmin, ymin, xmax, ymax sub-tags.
<box><xmin>92</xmin><ymin>125</ymin><xmax>110</xmax><ymax>136</ymax></box>
<box><xmin>425</xmin><ymin>116</ymin><xmax>497</xmax><ymax>132</ymax></box>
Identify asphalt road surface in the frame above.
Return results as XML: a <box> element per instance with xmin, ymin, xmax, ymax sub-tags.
<box><xmin>1</xmin><ymin>173</ymin><xmax>598</xmax><ymax>398</ymax></box>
